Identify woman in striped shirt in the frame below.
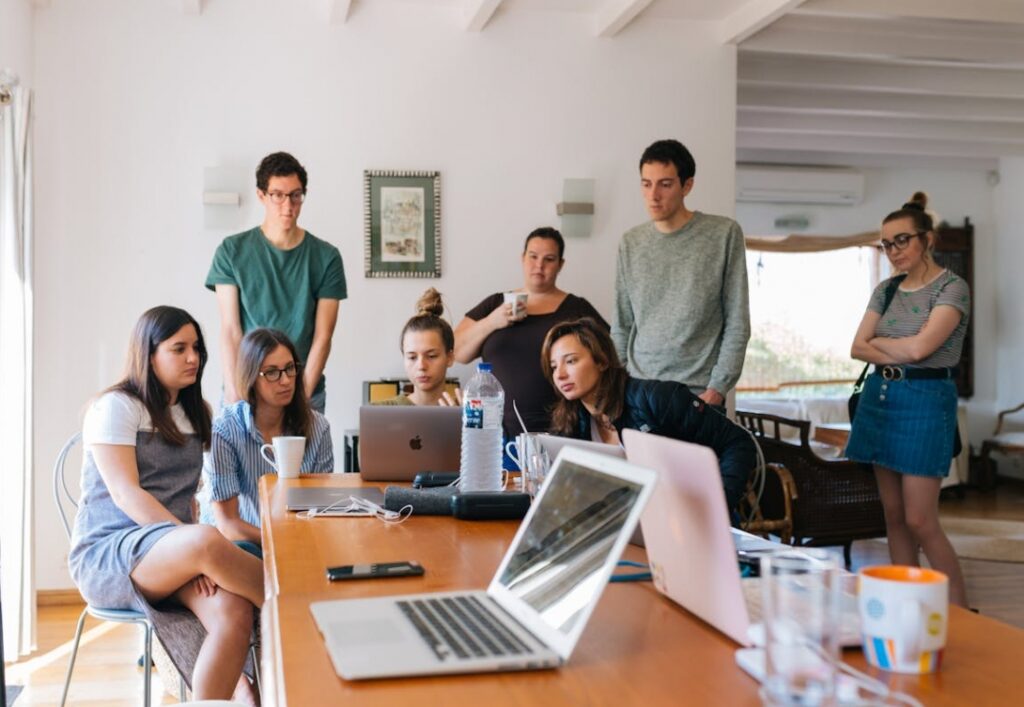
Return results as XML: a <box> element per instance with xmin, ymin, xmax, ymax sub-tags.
<box><xmin>201</xmin><ymin>328</ymin><xmax>333</xmax><ymax>556</ymax></box>
<box><xmin>847</xmin><ymin>192</ymin><xmax>969</xmax><ymax>606</ymax></box>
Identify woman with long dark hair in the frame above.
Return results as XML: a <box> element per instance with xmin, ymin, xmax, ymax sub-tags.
<box><xmin>846</xmin><ymin>192</ymin><xmax>969</xmax><ymax>606</ymax></box>
<box><xmin>69</xmin><ymin>306</ymin><xmax>261</xmax><ymax>702</ymax></box>
<box><xmin>201</xmin><ymin>328</ymin><xmax>333</xmax><ymax>554</ymax></box>
<box><xmin>540</xmin><ymin>317</ymin><xmax>755</xmax><ymax>513</ymax></box>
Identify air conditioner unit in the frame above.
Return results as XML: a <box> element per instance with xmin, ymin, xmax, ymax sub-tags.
<box><xmin>736</xmin><ymin>165</ymin><xmax>864</xmax><ymax>205</ymax></box>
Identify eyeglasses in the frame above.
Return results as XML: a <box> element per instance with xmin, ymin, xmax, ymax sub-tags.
<box><xmin>259</xmin><ymin>362</ymin><xmax>302</xmax><ymax>382</ymax></box>
<box><xmin>878</xmin><ymin>232</ymin><xmax>925</xmax><ymax>253</ymax></box>
<box><xmin>264</xmin><ymin>190</ymin><xmax>306</xmax><ymax>205</ymax></box>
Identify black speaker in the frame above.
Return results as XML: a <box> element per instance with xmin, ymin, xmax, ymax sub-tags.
<box><xmin>450</xmin><ymin>492</ymin><xmax>531</xmax><ymax>520</ymax></box>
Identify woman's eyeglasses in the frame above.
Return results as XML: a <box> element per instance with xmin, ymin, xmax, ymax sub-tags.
<box><xmin>878</xmin><ymin>232</ymin><xmax>925</xmax><ymax>253</ymax></box>
<box><xmin>259</xmin><ymin>362</ymin><xmax>302</xmax><ymax>382</ymax></box>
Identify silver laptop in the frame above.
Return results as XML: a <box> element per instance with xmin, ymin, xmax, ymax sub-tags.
<box><xmin>309</xmin><ymin>447</ymin><xmax>656</xmax><ymax>680</ymax></box>
<box><xmin>285</xmin><ymin>487</ymin><xmax>386</xmax><ymax>516</ymax></box>
<box><xmin>359</xmin><ymin>405</ymin><xmax>461</xmax><ymax>482</ymax></box>
<box><xmin>534</xmin><ymin>434</ymin><xmax>626</xmax><ymax>461</ymax></box>
<box><xmin>621</xmin><ymin>429</ymin><xmax>861</xmax><ymax>647</ymax></box>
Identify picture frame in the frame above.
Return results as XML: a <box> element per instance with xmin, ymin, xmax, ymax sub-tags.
<box><xmin>363</xmin><ymin>169</ymin><xmax>441</xmax><ymax>278</ymax></box>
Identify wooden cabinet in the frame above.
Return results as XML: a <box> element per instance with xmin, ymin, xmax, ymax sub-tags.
<box><xmin>932</xmin><ymin>218</ymin><xmax>974</xmax><ymax>397</ymax></box>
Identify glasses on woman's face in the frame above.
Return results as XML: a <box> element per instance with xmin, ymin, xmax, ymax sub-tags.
<box><xmin>259</xmin><ymin>362</ymin><xmax>301</xmax><ymax>382</ymax></box>
<box><xmin>878</xmin><ymin>232</ymin><xmax>925</xmax><ymax>253</ymax></box>
<box><xmin>264</xmin><ymin>190</ymin><xmax>306</xmax><ymax>205</ymax></box>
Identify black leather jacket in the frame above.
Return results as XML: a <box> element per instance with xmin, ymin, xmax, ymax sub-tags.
<box><xmin>573</xmin><ymin>377</ymin><xmax>755</xmax><ymax>512</ymax></box>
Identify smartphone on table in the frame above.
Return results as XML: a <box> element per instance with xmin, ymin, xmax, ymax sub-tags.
<box><xmin>326</xmin><ymin>561</ymin><xmax>424</xmax><ymax>581</ymax></box>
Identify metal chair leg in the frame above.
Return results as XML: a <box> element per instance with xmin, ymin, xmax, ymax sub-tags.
<box><xmin>142</xmin><ymin>622</ymin><xmax>153</xmax><ymax>707</ymax></box>
<box><xmin>59</xmin><ymin>607</ymin><xmax>90</xmax><ymax>707</ymax></box>
<box><xmin>250</xmin><ymin>643</ymin><xmax>262</xmax><ymax>698</ymax></box>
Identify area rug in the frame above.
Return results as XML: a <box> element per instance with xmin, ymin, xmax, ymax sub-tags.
<box><xmin>871</xmin><ymin>518</ymin><xmax>1024</xmax><ymax>563</ymax></box>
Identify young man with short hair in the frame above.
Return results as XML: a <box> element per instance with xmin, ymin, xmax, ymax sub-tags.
<box><xmin>611</xmin><ymin>139</ymin><xmax>750</xmax><ymax>407</ymax></box>
<box><xmin>206</xmin><ymin>152</ymin><xmax>347</xmax><ymax>413</ymax></box>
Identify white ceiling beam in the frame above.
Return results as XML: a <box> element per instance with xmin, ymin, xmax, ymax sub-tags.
<box><xmin>742</xmin><ymin>15</ymin><xmax>1024</xmax><ymax>68</ymax></box>
<box><xmin>594</xmin><ymin>0</ymin><xmax>654</xmax><ymax>39</ymax></box>
<box><xmin>737</xmin><ymin>130</ymin><xmax>1024</xmax><ymax>159</ymax></box>
<box><xmin>736</xmin><ymin>147</ymin><xmax>999</xmax><ymax>172</ymax></box>
<box><xmin>738</xmin><ymin>85</ymin><xmax>1024</xmax><ymax>123</ymax></box>
<box><xmin>718</xmin><ymin>0</ymin><xmax>809</xmax><ymax>45</ymax></box>
<box><xmin>463</xmin><ymin>0</ymin><xmax>503</xmax><ymax>32</ymax></box>
<box><xmin>738</xmin><ymin>110</ymin><xmax>1024</xmax><ymax>144</ymax></box>
<box><xmin>181</xmin><ymin>0</ymin><xmax>204</xmax><ymax>15</ymax></box>
<box><xmin>326</xmin><ymin>0</ymin><xmax>353</xmax><ymax>25</ymax></box>
<box><xmin>738</xmin><ymin>53</ymin><xmax>1024</xmax><ymax>100</ymax></box>
<box><xmin>797</xmin><ymin>0</ymin><xmax>1024</xmax><ymax>26</ymax></box>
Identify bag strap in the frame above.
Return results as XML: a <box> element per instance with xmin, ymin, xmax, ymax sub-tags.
<box><xmin>852</xmin><ymin>274</ymin><xmax>908</xmax><ymax>390</ymax></box>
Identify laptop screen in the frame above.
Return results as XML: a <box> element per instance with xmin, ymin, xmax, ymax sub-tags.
<box><xmin>496</xmin><ymin>459</ymin><xmax>644</xmax><ymax>635</ymax></box>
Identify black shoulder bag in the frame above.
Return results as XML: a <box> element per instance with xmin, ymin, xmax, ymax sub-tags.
<box><xmin>848</xmin><ymin>274</ymin><xmax>907</xmax><ymax>422</ymax></box>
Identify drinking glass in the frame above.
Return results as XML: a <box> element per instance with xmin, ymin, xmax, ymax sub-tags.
<box><xmin>759</xmin><ymin>549</ymin><xmax>841</xmax><ymax>706</ymax></box>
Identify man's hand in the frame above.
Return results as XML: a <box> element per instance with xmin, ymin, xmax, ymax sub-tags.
<box><xmin>698</xmin><ymin>388</ymin><xmax>725</xmax><ymax>407</ymax></box>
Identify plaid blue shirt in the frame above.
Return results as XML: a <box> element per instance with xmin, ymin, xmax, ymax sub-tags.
<box><xmin>199</xmin><ymin>400</ymin><xmax>333</xmax><ymax>528</ymax></box>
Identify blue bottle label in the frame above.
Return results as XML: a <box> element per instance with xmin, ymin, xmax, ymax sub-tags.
<box><xmin>464</xmin><ymin>399</ymin><xmax>484</xmax><ymax>429</ymax></box>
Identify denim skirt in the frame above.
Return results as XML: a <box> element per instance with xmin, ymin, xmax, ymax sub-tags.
<box><xmin>845</xmin><ymin>373</ymin><xmax>957</xmax><ymax>478</ymax></box>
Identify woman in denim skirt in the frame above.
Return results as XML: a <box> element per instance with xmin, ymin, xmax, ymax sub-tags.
<box><xmin>846</xmin><ymin>192</ymin><xmax>969</xmax><ymax>606</ymax></box>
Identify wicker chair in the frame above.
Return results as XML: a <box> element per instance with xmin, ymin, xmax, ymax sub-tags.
<box><xmin>735</xmin><ymin>410</ymin><xmax>886</xmax><ymax>567</ymax></box>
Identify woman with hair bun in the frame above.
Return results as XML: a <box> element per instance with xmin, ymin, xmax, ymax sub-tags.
<box><xmin>847</xmin><ymin>191</ymin><xmax>969</xmax><ymax>606</ymax></box>
<box><xmin>377</xmin><ymin>287</ymin><xmax>457</xmax><ymax>406</ymax></box>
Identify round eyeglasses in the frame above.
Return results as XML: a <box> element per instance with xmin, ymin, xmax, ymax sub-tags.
<box><xmin>878</xmin><ymin>232</ymin><xmax>925</xmax><ymax>253</ymax></box>
<box><xmin>264</xmin><ymin>190</ymin><xmax>306</xmax><ymax>205</ymax></box>
<box><xmin>259</xmin><ymin>362</ymin><xmax>301</xmax><ymax>382</ymax></box>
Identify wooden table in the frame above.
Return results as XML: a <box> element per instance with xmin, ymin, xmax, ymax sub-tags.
<box><xmin>259</xmin><ymin>474</ymin><xmax>1024</xmax><ymax>706</ymax></box>
<box><xmin>813</xmin><ymin>422</ymin><xmax>852</xmax><ymax>448</ymax></box>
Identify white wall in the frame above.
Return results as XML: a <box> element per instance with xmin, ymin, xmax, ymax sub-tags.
<box><xmin>31</xmin><ymin>1</ymin><xmax>737</xmax><ymax>588</ymax></box>
<box><xmin>0</xmin><ymin>0</ymin><xmax>33</xmax><ymax>83</ymax></box>
<box><xmin>735</xmin><ymin>167</ymin><xmax>999</xmax><ymax>441</ymax></box>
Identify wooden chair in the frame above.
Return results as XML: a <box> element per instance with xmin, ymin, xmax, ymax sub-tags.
<box><xmin>735</xmin><ymin>410</ymin><xmax>886</xmax><ymax>567</ymax></box>
<box><xmin>738</xmin><ymin>462</ymin><xmax>797</xmax><ymax>544</ymax></box>
<box><xmin>977</xmin><ymin>402</ymin><xmax>1024</xmax><ymax>490</ymax></box>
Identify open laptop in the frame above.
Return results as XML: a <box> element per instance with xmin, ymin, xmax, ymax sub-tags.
<box><xmin>534</xmin><ymin>434</ymin><xmax>625</xmax><ymax>461</ymax></box>
<box><xmin>621</xmin><ymin>429</ymin><xmax>861</xmax><ymax>647</ymax></box>
<box><xmin>359</xmin><ymin>405</ymin><xmax>461</xmax><ymax>482</ymax></box>
<box><xmin>309</xmin><ymin>446</ymin><xmax>656</xmax><ymax>680</ymax></box>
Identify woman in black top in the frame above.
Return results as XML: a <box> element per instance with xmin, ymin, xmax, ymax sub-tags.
<box><xmin>454</xmin><ymin>227</ymin><xmax>608</xmax><ymax>442</ymax></box>
<box><xmin>541</xmin><ymin>317</ymin><xmax>755</xmax><ymax>513</ymax></box>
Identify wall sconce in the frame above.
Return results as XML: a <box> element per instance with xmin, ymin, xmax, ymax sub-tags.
<box><xmin>556</xmin><ymin>178</ymin><xmax>595</xmax><ymax>239</ymax></box>
<box><xmin>203</xmin><ymin>165</ymin><xmax>245</xmax><ymax>230</ymax></box>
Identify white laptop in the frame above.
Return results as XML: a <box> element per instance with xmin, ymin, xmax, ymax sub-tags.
<box><xmin>621</xmin><ymin>429</ymin><xmax>861</xmax><ymax>647</ymax></box>
<box><xmin>309</xmin><ymin>446</ymin><xmax>656</xmax><ymax>680</ymax></box>
<box><xmin>534</xmin><ymin>434</ymin><xmax>625</xmax><ymax>461</ymax></box>
<box><xmin>359</xmin><ymin>405</ymin><xmax>461</xmax><ymax>481</ymax></box>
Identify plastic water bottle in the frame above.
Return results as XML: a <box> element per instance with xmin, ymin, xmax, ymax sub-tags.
<box><xmin>459</xmin><ymin>362</ymin><xmax>504</xmax><ymax>492</ymax></box>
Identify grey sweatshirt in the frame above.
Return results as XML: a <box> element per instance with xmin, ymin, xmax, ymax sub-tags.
<box><xmin>611</xmin><ymin>212</ymin><xmax>751</xmax><ymax>394</ymax></box>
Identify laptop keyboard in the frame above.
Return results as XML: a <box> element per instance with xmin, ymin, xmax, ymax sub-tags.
<box><xmin>397</xmin><ymin>595</ymin><xmax>535</xmax><ymax>662</ymax></box>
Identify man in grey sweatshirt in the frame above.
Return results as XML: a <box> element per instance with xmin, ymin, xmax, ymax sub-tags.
<box><xmin>611</xmin><ymin>139</ymin><xmax>750</xmax><ymax>407</ymax></box>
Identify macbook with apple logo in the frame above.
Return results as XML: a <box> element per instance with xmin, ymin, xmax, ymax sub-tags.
<box><xmin>358</xmin><ymin>406</ymin><xmax>462</xmax><ymax>481</ymax></box>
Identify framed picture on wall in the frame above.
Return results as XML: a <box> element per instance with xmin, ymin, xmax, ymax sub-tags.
<box><xmin>363</xmin><ymin>169</ymin><xmax>441</xmax><ymax>278</ymax></box>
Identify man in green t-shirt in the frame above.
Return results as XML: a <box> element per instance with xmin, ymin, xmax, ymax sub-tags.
<box><xmin>206</xmin><ymin>152</ymin><xmax>347</xmax><ymax>412</ymax></box>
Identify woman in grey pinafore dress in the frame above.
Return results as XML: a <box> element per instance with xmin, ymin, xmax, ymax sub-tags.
<box><xmin>69</xmin><ymin>306</ymin><xmax>264</xmax><ymax>702</ymax></box>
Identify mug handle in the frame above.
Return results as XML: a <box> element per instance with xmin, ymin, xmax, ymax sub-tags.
<box><xmin>260</xmin><ymin>443</ymin><xmax>279</xmax><ymax>471</ymax></box>
<box><xmin>897</xmin><ymin>599</ymin><xmax>923</xmax><ymax>665</ymax></box>
<box><xmin>504</xmin><ymin>441</ymin><xmax>521</xmax><ymax>470</ymax></box>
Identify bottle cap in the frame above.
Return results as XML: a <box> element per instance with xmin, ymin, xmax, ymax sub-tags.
<box><xmin>477</xmin><ymin>362</ymin><xmax>493</xmax><ymax>373</ymax></box>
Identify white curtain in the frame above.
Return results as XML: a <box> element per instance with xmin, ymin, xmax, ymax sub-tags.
<box><xmin>0</xmin><ymin>80</ymin><xmax>35</xmax><ymax>658</ymax></box>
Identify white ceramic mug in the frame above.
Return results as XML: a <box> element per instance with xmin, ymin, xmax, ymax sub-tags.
<box><xmin>858</xmin><ymin>565</ymin><xmax>949</xmax><ymax>674</ymax></box>
<box><xmin>504</xmin><ymin>433</ymin><xmax>535</xmax><ymax>471</ymax></box>
<box><xmin>503</xmin><ymin>291</ymin><xmax>528</xmax><ymax>321</ymax></box>
<box><xmin>260</xmin><ymin>436</ymin><xmax>306</xmax><ymax>479</ymax></box>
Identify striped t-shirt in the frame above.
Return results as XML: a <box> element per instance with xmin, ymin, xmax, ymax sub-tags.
<box><xmin>199</xmin><ymin>400</ymin><xmax>333</xmax><ymax>528</ymax></box>
<box><xmin>868</xmin><ymin>270</ymin><xmax>970</xmax><ymax>369</ymax></box>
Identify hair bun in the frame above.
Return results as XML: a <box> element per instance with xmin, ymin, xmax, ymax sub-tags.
<box><xmin>902</xmin><ymin>191</ymin><xmax>928</xmax><ymax>212</ymax></box>
<box><xmin>415</xmin><ymin>287</ymin><xmax>445</xmax><ymax>318</ymax></box>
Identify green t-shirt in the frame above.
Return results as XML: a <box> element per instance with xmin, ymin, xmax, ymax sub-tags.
<box><xmin>205</xmin><ymin>227</ymin><xmax>348</xmax><ymax>393</ymax></box>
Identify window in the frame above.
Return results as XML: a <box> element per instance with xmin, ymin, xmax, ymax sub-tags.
<box><xmin>738</xmin><ymin>246</ymin><xmax>883</xmax><ymax>399</ymax></box>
